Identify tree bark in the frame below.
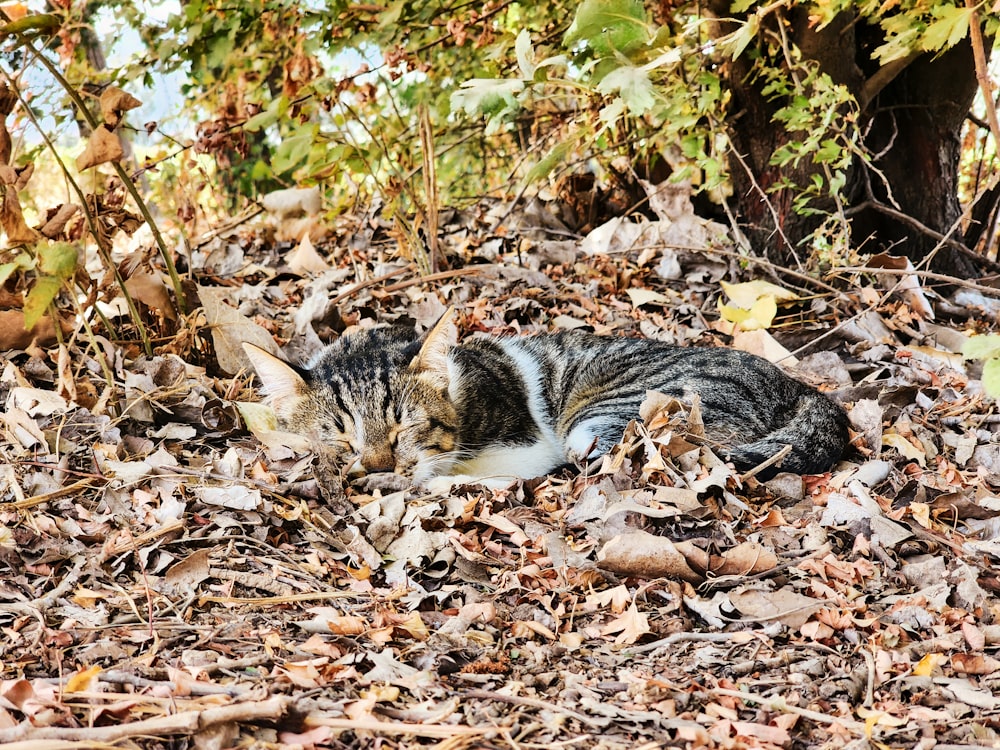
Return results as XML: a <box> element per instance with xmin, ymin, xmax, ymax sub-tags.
<box><xmin>708</xmin><ymin>4</ymin><xmax>980</xmax><ymax>276</ymax></box>
<box><xmin>850</xmin><ymin>39</ymin><xmax>979</xmax><ymax>276</ymax></box>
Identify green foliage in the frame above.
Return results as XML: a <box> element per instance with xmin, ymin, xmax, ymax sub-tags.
<box><xmin>445</xmin><ymin>0</ymin><xmax>996</xmax><ymax>262</ymax></box>
<box><xmin>963</xmin><ymin>335</ymin><xmax>1000</xmax><ymax>398</ymax></box>
<box><xmin>6</xmin><ymin>243</ymin><xmax>79</xmax><ymax>332</ymax></box>
<box><xmin>9</xmin><ymin>0</ymin><xmax>994</xmax><ymax>270</ymax></box>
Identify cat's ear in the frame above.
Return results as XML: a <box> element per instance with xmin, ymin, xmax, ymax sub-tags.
<box><xmin>412</xmin><ymin>308</ymin><xmax>457</xmax><ymax>388</ymax></box>
<box><xmin>243</xmin><ymin>343</ymin><xmax>308</xmax><ymax>420</ymax></box>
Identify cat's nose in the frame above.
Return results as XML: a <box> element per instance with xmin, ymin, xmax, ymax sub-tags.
<box><xmin>360</xmin><ymin>449</ymin><xmax>395</xmax><ymax>473</ymax></box>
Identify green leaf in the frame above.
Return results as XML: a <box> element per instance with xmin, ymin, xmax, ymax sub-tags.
<box><xmin>815</xmin><ymin>139</ymin><xmax>843</xmax><ymax>163</ymax></box>
<box><xmin>564</xmin><ymin>0</ymin><xmax>650</xmax><ymax>55</ymax></box>
<box><xmin>23</xmin><ymin>275</ymin><xmax>62</xmax><ymax>331</ymax></box>
<box><xmin>37</xmin><ymin>242</ymin><xmax>77</xmax><ymax>279</ymax></box>
<box><xmin>983</xmin><ymin>357</ymin><xmax>1000</xmax><ymax>399</ymax></box>
<box><xmin>244</xmin><ymin>97</ymin><xmax>288</xmax><ymax>133</ymax></box>
<box><xmin>450</xmin><ymin>78</ymin><xmax>525</xmax><ymax>117</ymax></box>
<box><xmin>378</xmin><ymin>0</ymin><xmax>406</xmax><ymax>28</ymax></box>
<box><xmin>962</xmin><ymin>334</ymin><xmax>1000</xmax><ymax>362</ymax></box>
<box><xmin>595</xmin><ymin>65</ymin><xmax>655</xmax><ymax>114</ymax></box>
<box><xmin>526</xmin><ymin>140</ymin><xmax>575</xmax><ymax>184</ymax></box>
<box><xmin>271</xmin><ymin>131</ymin><xmax>315</xmax><ymax>175</ymax></box>
<box><xmin>724</xmin><ymin>15</ymin><xmax>759</xmax><ymax>59</ymax></box>
<box><xmin>921</xmin><ymin>6</ymin><xmax>971</xmax><ymax>52</ymax></box>
<box><xmin>0</xmin><ymin>252</ymin><xmax>33</xmax><ymax>287</ymax></box>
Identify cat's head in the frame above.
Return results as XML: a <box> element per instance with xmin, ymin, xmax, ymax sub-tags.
<box><xmin>243</xmin><ymin>311</ymin><xmax>460</xmax><ymax>482</ymax></box>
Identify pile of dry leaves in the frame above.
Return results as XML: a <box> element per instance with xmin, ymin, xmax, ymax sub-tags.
<box><xmin>2</xmin><ymin>189</ymin><xmax>1000</xmax><ymax>749</ymax></box>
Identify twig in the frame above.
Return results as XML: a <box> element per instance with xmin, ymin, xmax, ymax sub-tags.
<box><xmin>327</xmin><ymin>266</ymin><xmax>412</xmax><ymax>307</ymax></box>
<box><xmin>710</xmin><ymin>687</ymin><xmax>865</xmax><ymax>733</ymax></box>
<box><xmin>830</xmin><ymin>265</ymin><xmax>1000</xmax><ymax>297</ymax></box>
<box><xmin>419</xmin><ymin>104</ymin><xmax>439</xmax><ymax>273</ymax></box>
<box><xmin>966</xmin><ymin>0</ymin><xmax>1000</xmax><ymax>149</ymax></box>
<box><xmin>0</xmin><ymin>696</ymin><xmax>291</xmax><ymax>743</ymax></box>
<box><xmin>306</xmin><ymin>715</ymin><xmax>492</xmax><ymax>737</ymax></box>
<box><xmin>739</xmin><ymin>443</ymin><xmax>792</xmax><ymax>482</ymax></box>
<box><xmin>847</xmin><ymin>200</ymin><xmax>1000</xmax><ymax>274</ymax></box>
<box><xmin>197</xmin><ymin>591</ymin><xmax>361</xmax><ymax>606</ymax></box>
<box><xmin>380</xmin><ymin>266</ymin><xmax>484</xmax><ymax>294</ymax></box>
<box><xmin>624</xmin><ymin>630</ymin><xmax>753</xmax><ymax>655</ymax></box>
<box><xmin>461</xmin><ymin>689</ymin><xmax>606</xmax><ymax>728</ymax></box>
<box><xmin>728</xmin><ymin>147</ymin><xmax>802</xmax><ymax>268</ymax></box>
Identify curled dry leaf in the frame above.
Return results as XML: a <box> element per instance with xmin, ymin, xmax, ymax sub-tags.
<box><xmin>0</xmin><ymin>81</ymin><xmax>14</xmax><ymax>166</ymax></box>
<box><xmin>13</xmin><ymin>162</ymin><xmax>31</xmax><ymax>191</ymax></box>
<box><xmin>38</xmin><ymin>203</ymin><xmax>80</xmax><ymax>239</ymax></box>
<box><xmin>76</xmin><ymin>126</ymin><xmax>124</xmax><ymax>170</ymax></box>
<box><xmin>0</xmin><ymin>120</ymin><xmax>8</xmax><ymax>167</ymax></box>
<box><xmin>99</xmin><ymin>86</ymin><xmax>142</xmax><ymax>128</ymax></box>
<box><xmin>701</xmin><ymin>540</ymin><xmax>779</xmax><ymax>576</ymax></box>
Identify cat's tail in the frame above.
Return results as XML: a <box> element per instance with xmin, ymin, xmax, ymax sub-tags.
<box><xmin>725</xmin><ymin>391</ymin><xmax>850</xmax><ymax>477</ymax></box>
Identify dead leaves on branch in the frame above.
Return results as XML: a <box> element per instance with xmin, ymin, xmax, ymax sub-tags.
<box><xmin>75</xmin><ymin>86</ymin><xmax>140</xmax><ymax>170</ymax></box>
<box><xmin>0</xmin><ymin>80</ymin><xmax>156</xmax><ymax>350</ymax></box>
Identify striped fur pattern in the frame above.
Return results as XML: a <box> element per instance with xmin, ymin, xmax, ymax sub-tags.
<box><xmin>243</xmin><ymin>312</ymin><xmax>849</xmax><ymax>485</ymax></box>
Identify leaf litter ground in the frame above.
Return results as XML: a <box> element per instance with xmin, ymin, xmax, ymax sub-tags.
<box><xmin>3</xmin><ymin>200</ymin><xmax>1000</xmax><ymax>749</ymax></box>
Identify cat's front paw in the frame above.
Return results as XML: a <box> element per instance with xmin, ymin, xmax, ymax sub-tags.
<box><xmin>354</xmin><ymin>472</ymin><xmax>412</xmax><ymax>494</ymax></box>
<box><xmin>421</xmin><ymin>474</ymin><xmax>517</xmax><ymax>494</ymax></box>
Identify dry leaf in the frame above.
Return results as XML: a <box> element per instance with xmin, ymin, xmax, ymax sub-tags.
<box><xmin>951</xmin><ymin>653</ymin><xmax>1000</xmax><ymax>675</ymax></box>
<box><xmin>198</xmin><ymin>285</ymin><xmax>281</xmax><ymax>375</ymax></box>
<box><xmin>38</xmin><ymin>203</ymin><xmax>80</xmax><ymax>239</ymax></box>
<box><xmin>0</xmin><ymin>309</ymin><xmax>60</xmax><ymax>348</ymax></box>
<box><xmin>76</xmin><ymin>126</ymin><xmax>124</xmax><ymax>170</ymax></box>
<box><xmin>125</xmin><ymin>269</ymin><xmax>178</xmax><ymax>320</ymax></box>
<box><xmin>732</xmin><ymin>328</ymin><xmax>799</xmax><ymax>366</ymax></box>
<box><xmin>2</xmin><ymin>184</ymin><xmax>37</xmax><ymax>244</ymax></box>
<box><xmin>164</xmin><ymin>549</ymin><xmax>212</xmax><ymax>593</ymax></box>
<box><xmin>287</xmin><ymin>233</ymin><xmax>330</xmax><ymax>274</ymax></box>
<box><xmin>99</xmin><ymin>86</ymin><xmax>142</xmax><ymax>128</ymax></box>
<box><xmin>868</xmin><ymin>251</ymin><xmax>934</xmax><ymax>320</ymax></box>
<box><xmin>597</xmin><ymin>530</ymin><xmax>702</xmax><ymax>582</ymax></box>
<box><xmin>600</xmin><ymin>604</ymin><xmax>650</xmax><ymax>644</ymax></box>
<box><xmin>728</xmin><ymin>587</ymin><xmax>824</xmax><ymax>629</ymax></box>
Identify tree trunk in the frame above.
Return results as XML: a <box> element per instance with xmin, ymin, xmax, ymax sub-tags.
<box><xmin>708</xmin><ymin>5</ymin><xmax>980</xmax><ymax>276</ymax></box>
<box><xmin>850</xmin><ymin>39</ymin><xmax>979</xmax><ymax>276</ymax></box>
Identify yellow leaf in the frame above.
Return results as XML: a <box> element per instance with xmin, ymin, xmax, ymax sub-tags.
<box><xmin>71</xmin><ymin>587</ymin><xmax>107</xmax><ymax>608</ymax></box>
<box><xmin>720</xmin><ymin>279</ymin><xmax>798</xmax><ymax>308</ymax></box>
<box><xmin>913</xmin><ymin>652</ymin><xmax>946</xmax><ymax>677</ymax></box>
<box><xmin>718</xmin><ymin>294</ymin><xmax>777</xmax><ymax>330</ymax></box>
<box><xmin>65</xmin><ymin>664</ymin><xmax>102</xmax><ymax>693</ymax></box>
<box><xmin>881</xmin><ymin>433</ymin><xmax>926</xmax><ymax>467</ymax></box>
<box><xmin>396</xmin><ymin>611</ymin><xmax>429</xmax><ymax>640</ymax></box>
<box><xmin>909</xmin><ymin>501</ymin><xmax>930</xmax><ymax>529</ymax></box>
<box><xmin>363</xmin><ymin>684</ymin><xmax>400</xmax><ymax>702</ymax></box>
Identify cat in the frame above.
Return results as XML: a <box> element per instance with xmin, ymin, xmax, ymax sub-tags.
<box><xmin>243</xmin><ymin>309</ymin><xmax>850</xmax><ymax>489</ymax></box>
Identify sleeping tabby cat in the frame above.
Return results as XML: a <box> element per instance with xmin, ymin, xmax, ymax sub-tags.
<box><xmin>243</xmin><ymin>310</ymin><xmax>849</xmax><ymax>488</ymax></box>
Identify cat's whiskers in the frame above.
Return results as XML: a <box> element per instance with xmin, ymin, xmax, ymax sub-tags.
<box><xmin>413</xmin><ymin>449</ymin><xmax>470</xmax><ymax>482</ymax></box>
